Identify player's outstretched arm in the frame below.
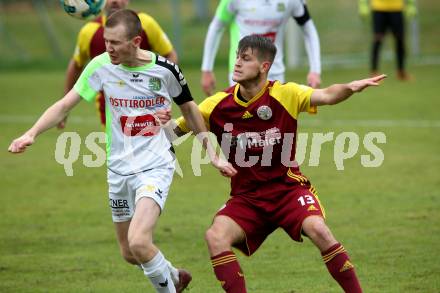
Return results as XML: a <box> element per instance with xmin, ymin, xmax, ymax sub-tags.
<box><xmin>201</xmin><ymin>16</ymin><xmax>226</xmax><ymax>96</ymax></box>
<box><xmin>178</xmin><ymin>101</ymin><xmax>237</xmax><ymax>177</ymax></box>
<box><xmin>310</xmin><ymin>74</ymin><xmax>386</xmax><ymax>107</ymax></box>
<box><xmin>8</xmin><ymin>89</ymin><xmax>82</xmax><ymax>154</ymax></box>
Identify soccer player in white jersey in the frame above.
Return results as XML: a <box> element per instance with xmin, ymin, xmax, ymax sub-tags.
<box><xmin>8</xmin><ymin>9</ymin><xmax>236</xmax><ymax>293</ymax></box>
<box><xmin>201</xmin><ymin>0</ymin><xmax>322</xmax><ymax>96</ymax></box>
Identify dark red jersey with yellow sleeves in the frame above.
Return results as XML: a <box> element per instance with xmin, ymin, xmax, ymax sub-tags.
<box><xmin>177</xmin><ymin>80</ymin><xmax>317</xmax><ymax>196</ymax></box>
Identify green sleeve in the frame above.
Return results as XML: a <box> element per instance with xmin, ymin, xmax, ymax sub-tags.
<box><xmin>215</xmin><ymin>0</ymin><xmax>235</xmax><ymax>23</ymax></box>
<box><xmin>73</xmin><ymin>53</ymin><xmax>110</xmax><ymax>102</ymax></box>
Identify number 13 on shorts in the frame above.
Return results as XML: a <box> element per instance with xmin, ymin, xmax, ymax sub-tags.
<box><xmin>298</xmin><ymin>195</ymin><xmax>315</xmax><ymax>206</ymax></box>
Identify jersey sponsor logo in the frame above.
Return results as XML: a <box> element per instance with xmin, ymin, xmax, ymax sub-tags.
<box><xmin>241</xmin><ymin>111</ymin><xmax>253</xmax><ymax>119</ymax></box>
<box><xmin>257</xmin><ymin>105</ymin><xmax>272</xmax><ymax>120</ymax></box>
<box><xmin>110</xmin><ymin>96</ymin><xmax>166</xmax><ymax>109</ymax></box>
<box><xmin>120</xmin><ymin>114</ymin><xmax>160</xmax><ymax>136</ymax></box>
<box><xmin>109</xmin><ymin>199</ymin><xmax>129</xmax><ymax>209</ymax></box>
<box><xmin>148</xmin><ymin>77</ymin><xmax>162</xmax><ymax>91</ymax></box>
<box><xmin>233</xmin><ymin>127</ymin><xmax>282</xmax><ymax>149</ymax></box>
<box><xmin>130</xmin><ymin>73</ymin><xmax>143</xmax><ymax>83</ymax></box>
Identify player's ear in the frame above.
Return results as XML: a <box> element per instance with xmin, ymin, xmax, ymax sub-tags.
<box><xmin>261</xmin><ymin>61</ymin><xmax>271</xmax><ymax>74</ymax></box>
<box><xmin>132</xmin><ymin>35</ymin><xmax>142</xmax><ymax>47</ymax></box>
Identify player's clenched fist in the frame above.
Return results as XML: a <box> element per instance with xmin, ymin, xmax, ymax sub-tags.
<box><xmin>8</xmin><ymin>133</ymin><xmax>35</xmax><ymax>154</ymax></box>
<box><xmin>212</xmin><ymin>156</ymin><xmax>237</xmax><ymax>178</ymax></box>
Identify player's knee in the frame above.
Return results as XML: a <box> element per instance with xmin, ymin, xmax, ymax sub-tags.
<box><xmin>128</xmin><ymin>235</ymin><xmax>154</xmax><ymax>257</ymax></box>
<box><xmin>205</xmin><ymin>227</ymin><xmax>229</xmax><ymax>250</ymax></box>
<box><xmin>120</xmin><ymin>247</ymin><xmax>138</xmax><ymax>265</ymax></box>
<box><xmin>307</xmin><ymin>221</ymin><xmax>334</xmax><ymax>244</ymax></box>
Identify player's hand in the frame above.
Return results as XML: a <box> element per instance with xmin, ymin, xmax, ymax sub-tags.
<box><xmin>212</xmin><ymin>155</ymin><xmax>237</xmax><ymax>177</ymax></box>
<box><xmin>307</xmin><ymin>72</ymin><xmax>321</xmax><ymax>88</ymax></box>
<box><xmin>358</xmin><ymin>1</ymin><xmax>370</xmax><ymax>21</ymax></box>
<box><xmin>405</xmin><ymin>4</ymin><xmax>417</xmax><ymax>19</ymax></box>
<box><xmin>155</xmin><ymin>109</ymin><xmax>172</xmax><ymax>126</ymax></box>
<box><xmin>348</xmin><ymin>74</ymin><xmax>387</xmax><ymax>92</ymax></box>
<box><xmin>201</xmin><ymin>71</ymin><xmax>216</xmax><ymax>96</ymax></box>
<box><xmin>8</xmin><ymin>133</ymin><xmax>35</xmax><ymax>154</ymax></box>
<box><xmin>57</xmin><ymin>116</ymin><xmax>68</xmax><ymax>129</ymax></box>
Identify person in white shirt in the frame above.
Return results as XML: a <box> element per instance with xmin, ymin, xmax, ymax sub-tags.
<box><xmin>201</xmin><ymin>0</ymin><xmax>322</xmax><ymax>96</ymax></box>
<box><xmin>8</xmin><ymin>9</ymin><xmax>236</xmax><ymax>293</ymax></box>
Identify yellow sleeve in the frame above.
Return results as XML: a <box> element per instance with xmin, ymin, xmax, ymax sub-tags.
<box><xmin>138</xmin><ymin>13</ymin><xmax>173</xmax><ymax>56</ymax></box>
<box><xmin>73</xmin><ymin>22</ymin><xmax>101</xmax><ymax>67</ymax></box>
<box><xmin>269</xmin><ymin>81</ymin><xmax>317</xmax><ymax>120</ymax></box>
<box><xmin>175</xmin><ymin>92</ymin><xmax>229</xmax><ymax>133</ymax></box>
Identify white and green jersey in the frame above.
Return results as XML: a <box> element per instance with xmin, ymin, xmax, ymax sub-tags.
<box><xmin>202</xmin><ymin>0</ymin><xmax>320</xmax><ymax>80</ymax></box>
<box><xmin>74</xmin><ymin>52</ymin><xmax>192</xmax><ymax>176</ymax></box>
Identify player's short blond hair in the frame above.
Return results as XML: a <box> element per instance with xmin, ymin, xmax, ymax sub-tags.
<box><xmin>106</xmin><ymin>9</ymin><xmax>142</xmax><ymax>40</ymax></box>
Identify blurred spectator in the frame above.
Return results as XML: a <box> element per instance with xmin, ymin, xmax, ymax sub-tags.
<box><xmin>359</xmin><ymin>0</ymin><xmax>417</xmax><ymax>80</ymax></box>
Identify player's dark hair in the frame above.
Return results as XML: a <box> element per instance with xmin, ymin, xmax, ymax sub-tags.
<box><xmin>105</xmin><ymin>9</ymin><xmax>142</xmax><ymax>40</ymax></box>
<box><xmin>237</xmin><ymin>35</ymin><xmax>277</xmax><ymax>63</ymax></box>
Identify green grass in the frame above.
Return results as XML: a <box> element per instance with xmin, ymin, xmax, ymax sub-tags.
<box><xmin>0</xmin><ymin>63</ymin><xmax>439</xmax><ymax>292</ymax></box>
<box><xmin>0</xmin><ymin>0</ymin><xmax>439</xmax><ymax>70</ymax></box>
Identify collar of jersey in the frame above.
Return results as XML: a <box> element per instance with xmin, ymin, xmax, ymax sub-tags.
<box><xmin>120</xmin><ymin>52</ymin><xmax>156</xmax><ymax>71</ymax></box>
<box><xmin>233</xmin><ymin>81</ymin><xmax>269</xmax><ymax>107</ymax></box>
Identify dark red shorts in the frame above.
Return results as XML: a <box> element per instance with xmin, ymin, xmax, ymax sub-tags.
<box><xmin>216</xmin><ymin>175</ymin><xmax>325</xmax><ymax>256</ymax></box>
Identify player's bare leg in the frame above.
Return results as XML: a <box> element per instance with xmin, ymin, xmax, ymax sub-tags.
<box><xmin>302</xmin><ymin>215</ymin><xmax>362</xmax><ymax>293</ymax></box>
<box><xmin>114</xmin><ymin>219</ymin><xmax>191</xmax><ymax>292</ymax></box>
<box><xmin>113</xmin><ymin>198</ymin><xmax>177</xmax><ymax>292</ymax></box>
<box><xmin>114</xmin><ymin>220</ymin><xmax>138</xmax><ymax>265</ymax></box>
<box><xmin>205</xmin><ymin>215</ymin><xmax>247</xmax><ymax>293</ymax></box>
<box><xmin>129</xmin><ymin>197</ymin><xmax>181</xmax><ymax>292</ymax></box>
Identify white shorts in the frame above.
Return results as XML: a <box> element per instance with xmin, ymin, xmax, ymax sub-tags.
<box><xmin>228</xmin><ymin>71</ymin><xmax>285</xmax><ymax>85</ymax></box>
<box><xmin>107</xmin><ymin>163</ymin><xmax>175</xmax><ymax>222</ymax></box>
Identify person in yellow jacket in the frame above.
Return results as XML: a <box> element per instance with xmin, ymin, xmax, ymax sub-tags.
<box><xmin>359</xmin><ymin>0</ymin><xmax>417</xmax><ymax>80</ymax></box>
<box><xmin>59</xmin><ymin>0</ymin><xmax>178</xmax><ymax>128</ymax></box>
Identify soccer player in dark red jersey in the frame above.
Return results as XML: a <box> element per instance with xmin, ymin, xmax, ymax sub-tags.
<box><xmin>176</xmin><ymin>35</ymin><xmax>386</xmax><ymax>292</ymax></box>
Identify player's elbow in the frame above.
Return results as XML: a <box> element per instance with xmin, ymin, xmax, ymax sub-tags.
<box><xmin>326</xmin><ymin>96</ymin><xmax>338</xmax><ymax>105</ymax></box>
<box><xmin>312</xmin><ymin>90</ymin><xmax>336</xmax><ymax>106</ymax></box>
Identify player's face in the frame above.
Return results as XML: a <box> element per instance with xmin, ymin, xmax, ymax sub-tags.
<box><xmin>232</xmin><ymin>48</ymin><xmax>269</xmax><ymax>84</ymax></box>
<box><xmin>105</xmin><ymin>0</ymin><xmax>129</xmax><ymax>16</ymax></box>
<box><xmin>104</xmin><ymin>24</ymin><xmax>137</xmax><ymax>65</ymax></box>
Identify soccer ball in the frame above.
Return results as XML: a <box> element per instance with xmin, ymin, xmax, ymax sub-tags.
<box><xmin>60</xmin><ymin>0</ymin><xmax>106</xmax><ymax>20</ymax></box>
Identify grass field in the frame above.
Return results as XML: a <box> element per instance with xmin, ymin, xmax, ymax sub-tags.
<box><xmin>1</xmin><ymin>0</ymin><xmax>440</xmax><ymax>69</ymax></box>
<box><xmin>1</xmin><ymin>0</ymin><xmax>440</xmax><ymax>292</ymax></box>
<box><xmin>1</xmin><ymin>63</ymin><xmax>439</xmax><ymax>292</ymax></box>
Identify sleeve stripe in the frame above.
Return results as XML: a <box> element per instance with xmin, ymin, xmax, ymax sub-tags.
<box><xmin>293</xmin><ymin>4</ymin><xmax>311</xmax><ymax>26</ymax></box>
<box><xmin>155</xmin><ymin>56</ymin><xmax>194</xmax><ymax>105</ymax></box>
